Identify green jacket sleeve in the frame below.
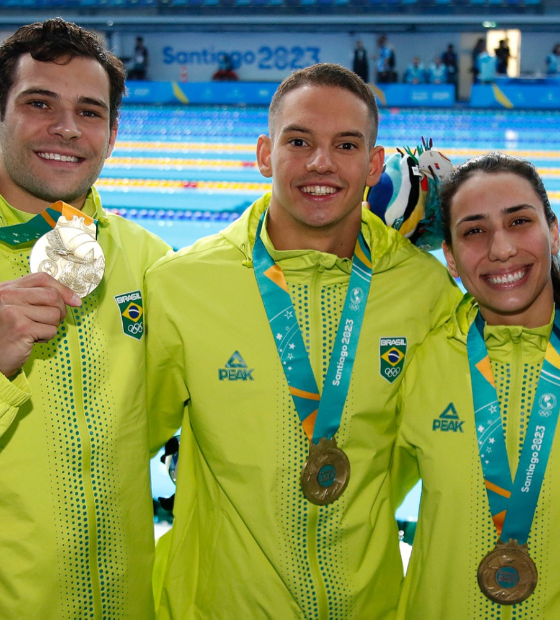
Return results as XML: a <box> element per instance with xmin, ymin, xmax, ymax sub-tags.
<box><xmin>389</xmin><ymin>253</ymin><xmax>460</xmax><ymax>510</ymax></box>
<box><xmin>145</xmin><ymin>259</ymin><xmax>189</xmax><ymax>456</ymax></box>
<box><xmin>391</xmin><ymin>369</ymin><xmax>421</xmax><ymax>511</ymax></box>
<box><xmin>429</xmin><ymin>269</ymin><xmax>463</xmax><ymax>333</ymax></box>
<box><xmin>0</xmin><ymin>370</ymin><xmax>32</xmax><ymax>438</ymax></box>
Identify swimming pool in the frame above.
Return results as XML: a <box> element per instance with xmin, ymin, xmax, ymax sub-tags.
<box><xmin>103</xmin><ymin>105</ymin><xmax>560</xmax><ymax>249</ymax></box>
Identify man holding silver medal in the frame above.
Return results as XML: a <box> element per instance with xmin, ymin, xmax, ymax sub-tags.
<box><xmin>0</xmin><ymin>19</ymin><xmax>169</xmax><ymax>620</ymax></box>
<box><xmin>146</xmin><ymin>63</ymin><xmax>461</xmax><ymax>619</ymax></box>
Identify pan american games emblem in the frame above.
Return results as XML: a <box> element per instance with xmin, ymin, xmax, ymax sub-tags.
<box><xmin>115</xmin><ymin>290</ymin><xmax>144</xmax><ymax>340</ymax></box>
<box><xmin>379</xmin><ymin>337</ymin><xmax>407</xmax><ymax>383</ymax></box>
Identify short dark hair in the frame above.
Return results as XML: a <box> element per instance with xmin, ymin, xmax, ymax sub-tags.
<box><xmin>440</xmin><ymin>151</ymin><xmax>560</xmax><ymax>305</ymax></box>
<box><xmin>0</xmin><ymin>18</ymin><xmax>126</xmax><ymax>129</ymax></box>
<box><xmin>268</xmin><ymin>63</ymin><xmax>379</xmax><ymax>145</ymax></box>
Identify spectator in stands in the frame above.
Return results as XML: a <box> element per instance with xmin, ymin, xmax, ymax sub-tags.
<box><xmin>404</xmin><ymin>56</ymin><xmax>426</xmax><ymax>84</ymax></box>
<box><xmin>353</xmin><ymin>39</ymin><xmax>369</xmax><ymax>82</ymax></box>
<box><xmin>442</xmin><ymin>43</ymin><xmax>458</xmax><ymax>92</ymax></box>
<box><xmin>428</xmin><ymin>55</ymin><xmax>447</xmax><ymax>84</ymax></box>
<box><xmin>212</xmin><ymin>53</ymin><xmax>239</xmax><ymax>81</ymax></box>
<box><xmin>477</xmin><ymin>49</ymin><xmax>497</xmax><ymax>83</ymax></box>
<box><xmin>128</xmin><ymin>35</ymin><xmax>149</xmax><ymax>80</ymax></box>
<box><xmin>471</xmin><ymin>37</ymin><xmax>486</xmax><ymax>83</ymax></box>
<box><xmin>376</xmin><ymin>35</ymin><xmax>397</xmax><ymax>83</ymax></box>
<box><xmin>0</xmin><ymin>17</ymin><xmax>169</xmax><ymax>620</ymax></box>
<box><xmin>546</xmin><ymin>43</ymin><xmax>560</xmax><ymax>76</ymax></box>
<box><xmin>494</xmin><ymin>39</ymin><xmax>511</xmax><ymax>76</ymax></box>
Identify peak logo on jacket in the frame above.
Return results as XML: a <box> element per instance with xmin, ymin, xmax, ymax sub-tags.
<box><xmin>219</xmin><ymin>351</ymin><xmax>254</xmax><ymax>381</ymax></box>
<box><xmin>433</xmin><ymin>403</ymin><xmax>464</xmax><ymax>433</ymax></box>
<box><xmin>379</xmin><ymin>337</ymin><xmax>407</xmax><ymax>383</ymax></box>
<box><xmin>115</xmin><ymin>290</ymin><xmax>144</xmax><ymax>340</ymax></box>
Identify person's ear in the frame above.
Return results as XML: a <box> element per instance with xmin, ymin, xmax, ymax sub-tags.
<box><xmin>442</xmin><ymin>240</ymin><xmax>459</xmax><ymax>279</ymax></box>
<box><xmin>256</xmin><ymin>134</ymin><xmax>273</xmax><ymax>179</ymax></box>
<box><xmin>365</xmin><ymin>146</ymin><xmax>385</xmax><ymax>188</ymax></box>
<box><xmin>551</xmin><ymin>216</ymin><xmax>560</xmax><ymax>256</ymax></box>
<box><xmin>106</xmin><ymin>121</ymin><xmax>118</xmax><ymax>159</ymax></box>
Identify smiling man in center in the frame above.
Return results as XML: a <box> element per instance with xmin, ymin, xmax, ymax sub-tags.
<box><xmin>146</xmin><ymin>63</ymin><xmax>461</xmax><ymax>619</ymax></box>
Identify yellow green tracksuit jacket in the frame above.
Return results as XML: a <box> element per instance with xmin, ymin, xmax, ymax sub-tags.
<box><xmin>393</xmin><ymin>295</ymin><xmax>560</xmax><ymax>619</ymax></box>
<box><xmin>0</xmin><ymin>188</ymin><xmax>170</xmax><ymax>620</ymax></box>
<box><xmin>145</xmin><ymin>193</ymin><xmax>461</xmax><ymax>620</ymax></box>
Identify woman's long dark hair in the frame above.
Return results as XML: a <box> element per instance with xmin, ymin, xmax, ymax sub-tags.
<box><xmin>440</xmin><ymin>151</ymin><xmax>560</xmax><ymax>307</ymax></box>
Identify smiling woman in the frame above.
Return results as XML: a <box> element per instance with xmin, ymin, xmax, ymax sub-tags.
<box><xmin>442</xmin><ymin>153</ymin><xmax>560</xmax><ymax>327</ymax></box>
<box><xmin>392</xmin><ymin>152</ymin><xmax>560</xmax><ymax>620</ymax></box>
<box><xmin>442</xmin><ymin>159</ymin><xmax>560</xmax><ymax>328</ymax></box>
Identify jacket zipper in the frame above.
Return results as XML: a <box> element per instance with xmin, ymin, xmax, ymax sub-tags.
<box><xmin>306</xmin><ymin>265</ymin><xmax>330</xmax><ymax>619</ymax></box>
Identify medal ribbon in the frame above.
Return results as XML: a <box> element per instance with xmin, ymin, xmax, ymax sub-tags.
<box><xmin>0</xmin><ymin>201</ymin><xmax>96</xmax><ymax>246</ymax></box>
<box><xmin>253</xmin><ymin>213</ymin><xmax>373</xmax><ymax>444</ymax></box>
<box><xmin>468</xmin><ymin>311</ymin><xmax>560</xmax><ymax>544</ymax></box>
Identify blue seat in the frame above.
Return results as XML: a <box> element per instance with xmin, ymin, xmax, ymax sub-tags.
<box><xmin>2</xmin><ymin>0</ymin><xmax>38</xmax><ymax>6</ymax></box>
<box><xmin>45</xmin><ymin>0</ymin><xmax>80</xmax><ymax>6</ymax></box>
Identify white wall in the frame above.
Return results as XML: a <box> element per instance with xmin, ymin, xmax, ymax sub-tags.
<box><xmin>518</xmin><ymin>32</ymin><xmax>560</xmax><ymax>75</ymax></box>
<box><xmin>366</xmin><ymin>32</ymin><xmax>463</xmax><ymax>77</ymax></box>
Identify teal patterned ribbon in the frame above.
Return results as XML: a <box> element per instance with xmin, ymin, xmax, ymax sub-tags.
<box><xmin>467</xmin><ymin>311</ymin><xmax>560</xmax><ymax>544</ymax></box>
<box><xmin>253</xmin><ymin>213</ymin><xmax>373</xmax><ymax>444</ymax></box>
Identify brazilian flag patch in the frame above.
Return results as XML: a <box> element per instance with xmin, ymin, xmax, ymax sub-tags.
<box><xmin>379</xmin><ymin>337</ymin><xmax>407</xmax><ymax>383</ymax></box>
<box><xmin>115</xmin><ymin>290</ymin><xmax>144</xmax><ymax>340</ymax></box>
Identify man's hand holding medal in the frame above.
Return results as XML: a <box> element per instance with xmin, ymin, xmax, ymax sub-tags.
<box><xmin>0</xmin><ymin>201</ymin><xmax>105</xmax><ymax>379</ymax></box>
<box><xmin>0</xmin><ymin>272</ymin><xmax>81</xmax><ymax>378</ymax></box>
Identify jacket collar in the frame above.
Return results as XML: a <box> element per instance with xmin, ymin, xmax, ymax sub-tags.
<box><xmin>0</xmin><ymin>186</ymin><xmax>107</xmax><ymax>227</ymax></box>
<box><xmin>450</xmin><ymin>294</ymin><xmax>553</xmax><ymax>354</ymax></box>
<box><xmin>220</xmin><ymin>191</ymin><xmax>414</xmax><ymax>274</ymax></box>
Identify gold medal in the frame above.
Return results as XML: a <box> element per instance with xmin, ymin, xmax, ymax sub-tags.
<box><xmin>300</xmin><ymin>437</ymin><xmax>350</xmax><ymax>505</ymax></box>
<box><xmin>477</xmin><ymin>539</ymin><xmax>538</xmax><ymax>605</ymax></box>
<box><xmin>30</xmin><ymin>202</ymin><xmax>105</xmax><ymax>298</ymax></box>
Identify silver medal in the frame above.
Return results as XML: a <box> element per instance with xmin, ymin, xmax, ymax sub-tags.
<box><xmin>30</xmin><ymin>213</ymin><xmax>105</xmax><ymax>298</ymax></box>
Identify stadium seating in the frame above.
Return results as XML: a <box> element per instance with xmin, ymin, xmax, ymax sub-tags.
<box><xmin>0</xmin><ymin>0</ymin><xmax>541</xmax><ymax>8</ymax></box>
